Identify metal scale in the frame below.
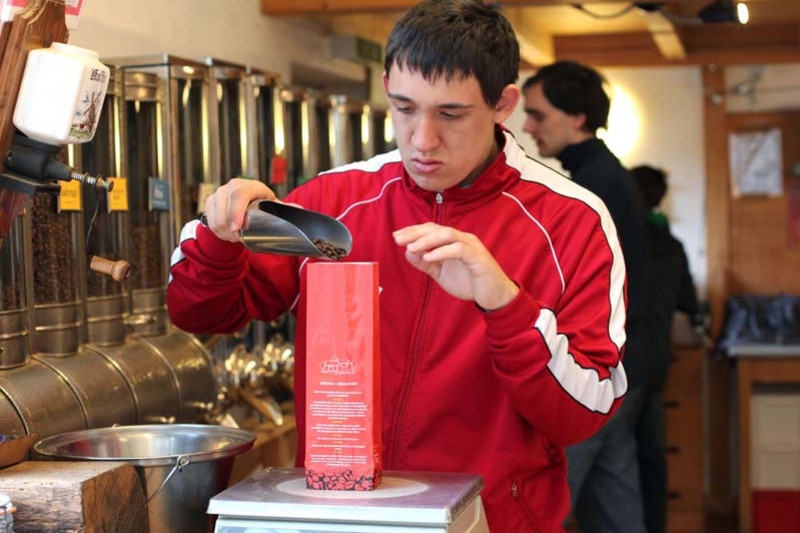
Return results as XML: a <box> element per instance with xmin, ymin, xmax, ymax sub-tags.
<box><xmin>209</xmin><ymin>467</ymin><xmax>489</xmax><ymax>533</ymax></box>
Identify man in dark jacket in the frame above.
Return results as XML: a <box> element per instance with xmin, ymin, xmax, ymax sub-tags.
<box><xmin>632</xmin><ymin>164</ymin><xmax>700</xmax><ymax>533</ymax></box>
<box><xmin>522</xmin><ymin>61</ymin><xmax>648</xmax><ymax>533</ymax></box>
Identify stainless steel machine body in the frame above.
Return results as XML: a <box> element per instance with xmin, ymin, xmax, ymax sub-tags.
<box><xmin>0</xmin><ymin>217</ymin><xmax>28</xmax><ymax>369</ymax></box>
<box><xmin>0</xmin><ymin>61</ymin><xmax>220</xmax><ymax>450</ymax></box>
<box><xmin>69</xmin><ymin>66</ymin><xmax>130</xmax><ymax>346</ymax></box>
<box><xmin>278</xmin><ymin>86</ymin><xmax>310</xmax><ymax>196</ymax></box>
<box><xmin>105</xmin><ymin>55</ymin><xmax>214</xmax><ymax>336</ymax></box>
<box><xmin>306</xmin><ymin>89</ymin><xmax>333</xmax><ymax>177</ymax></box>
<box><xmin>331</xmin><ymin>95</ymin><xmax>369</xmax><ymax>168</ymax></box>
<box><xmin>206</xmin><ymin>58</ymin><xmax>249</xmax><ymax>184</ymax></box>
<box><xmin>245</xmin><ymin>67</ymin><xmax>282</xmax><ymax>187</ymax></box>
<box><xmin>368</xmin><ymin>104</ymin><xmax>396</xmax><ymax>157</ymax></box>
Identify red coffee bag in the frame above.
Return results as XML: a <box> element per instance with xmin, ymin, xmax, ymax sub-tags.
<box><xmin>305</xmin><ymin>262</ymin><xmax>382</xmax><ymax>490</ymax></box>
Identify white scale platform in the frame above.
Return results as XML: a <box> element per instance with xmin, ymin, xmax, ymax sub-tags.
<box><xmin>209</xmin><ymin>467</ymin><xmax>489</xmax><ymax>532</ymax></box>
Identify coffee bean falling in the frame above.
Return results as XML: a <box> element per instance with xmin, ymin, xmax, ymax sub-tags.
<box><xmin>311</xmin><ymin>238</ymin><xmax>347</xmax><ymax>260</ymax></box>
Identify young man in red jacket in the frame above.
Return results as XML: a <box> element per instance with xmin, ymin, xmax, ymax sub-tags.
<box><xmin>167</xmin><ymin>1</ymin><xmax>629</xmax><ymax>530</ymax></box>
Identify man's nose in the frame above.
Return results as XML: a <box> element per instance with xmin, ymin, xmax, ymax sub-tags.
<box><xmin>411</xmin><ymin>115</ymin><xmax>440</xmax><ymax>153</ymax></box>
<box><xmin>522</xmin><ymin>115</ymin><xmax>536</xmax><ymax>135</ymax></box>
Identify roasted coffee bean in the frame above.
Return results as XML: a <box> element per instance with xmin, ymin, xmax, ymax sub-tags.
<box><xmin>305</xmin><ymin>469</ymin><xmax>378</xmax><ymax>490</ymax></box>
<box><xmin>1</xmin><ymin>286</ymin><xmax>21</xmax><ymax>310</ymax></box>
<box><xmin>31</xmin><ymin>193</ymin><xmax>77</xmax><ymax>304</ymax></box>
<box><xmin>130</xmin><ymin>222</ymin><xmax>164</xmax><ymax>290</ymax></box>
<box><xmin>311</xmin><ymin>238</ymin><xmax>347</xmax><ymax>261</ymax></box>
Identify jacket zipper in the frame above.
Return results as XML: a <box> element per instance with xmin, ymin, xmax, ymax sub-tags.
<box><xmin>511</xmin><ymin>480</ymin><xmax>543</xmax><ymax>533</ymax></box>
<box><xmin>388</xmin><ymin>191</ymin><xmax>444</xmax><ymax>467</ymax></box>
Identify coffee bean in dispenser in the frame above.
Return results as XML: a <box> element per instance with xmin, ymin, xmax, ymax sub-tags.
<box><xmin>31</xmin><ymin>193</ymin><xmax>77</xmax><ymax>304</ymax></box>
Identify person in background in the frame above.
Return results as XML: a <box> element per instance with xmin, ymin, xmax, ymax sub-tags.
<box><xmin>522</xmin><ymin>61</ymin><xmax>649</xmax><ymax>533</ymax></box>
<box><xmin>631</xmin><ymin>164</ymin><xmax>701</xmax><ymax>533</ymax></box>
<box><xmin>167</xmin><ymin>2</ymin><xmax>630</xmax><ymax>531</ymax></box>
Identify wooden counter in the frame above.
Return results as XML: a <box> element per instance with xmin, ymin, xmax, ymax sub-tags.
<box><xmin>729</xmin><ymin>345</ymin><xmax>800</xmax><ymax>533</ymax></box>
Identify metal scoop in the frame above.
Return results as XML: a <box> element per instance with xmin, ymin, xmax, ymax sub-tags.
<box><xmin>239</xmin><ymin>200</ymin><xmax>352</xmax><ymax>260</ymax></box>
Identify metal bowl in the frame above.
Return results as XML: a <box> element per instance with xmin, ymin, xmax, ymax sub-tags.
<box><xmin>33</xmin><ymin>424</ymin><xmax>255</xmax><ymax>467</ymax></box>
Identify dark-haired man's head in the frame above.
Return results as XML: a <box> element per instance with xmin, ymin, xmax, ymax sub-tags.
<box><xmin>521</xmin><ymin>61</ymin><xmax>610</xmax><ymax>158</ymax></box>
<box><xmin>631</xmin><ymin>165</ymin><xmax>668</xmax><ymax>210</ymax></box>
<box><xmin>384</xmin><ymin>0</ymin><xmax>520</xmax><ymax>107</ymax></box>
<box><xmin>382</xmin><ymin>0</ymin><xmax>521</xmax><ymax>192</ymax></box>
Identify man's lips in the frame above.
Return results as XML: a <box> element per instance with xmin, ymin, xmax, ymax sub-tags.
<box><xmin>411</xmin><ymin>158</ymin><xmax>443</xmax><ymax>174</ymax></box>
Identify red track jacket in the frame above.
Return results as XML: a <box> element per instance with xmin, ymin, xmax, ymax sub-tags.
<box><xmin>167</xmin><ymin>129</ymin><xmax>629</xmax><ymax>532</ymax></box>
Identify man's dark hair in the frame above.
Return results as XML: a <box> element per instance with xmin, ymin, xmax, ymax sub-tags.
<box><xmin>522</xmin><ymin>60</ymin><xmax>610</xmax><ymax>132</ymax></box>
<box><xmin>384</xmin><ymin>0</ymin><xmax>519</xmax><ymax>106</ymax></box>
<box><xmin>631</xmin><ymin>165</ymin><xmax>668</xmax><ymax>210</ymax></box>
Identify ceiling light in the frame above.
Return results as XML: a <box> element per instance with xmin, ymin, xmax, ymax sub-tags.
<box><xmin>634</xmin><ymin>0</ymin><xmax>748</xmax><ymax>25</ymax></box>
<box><xmin>698</xmin><ymin>0</ymin><xmax>746</xmax><ymax>24</ymax></box>
<box><xmin>737</xmin><ymin>2</ymin><xmax>750</xmax><ymax>24</ymax></box>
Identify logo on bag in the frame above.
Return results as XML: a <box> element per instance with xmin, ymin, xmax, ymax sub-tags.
<box><xmin>320</xmin><ymin>355</ymin><xmax>356</xmax><ymax>375</ymax></box>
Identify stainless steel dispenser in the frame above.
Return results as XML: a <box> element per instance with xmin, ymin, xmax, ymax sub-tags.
<box><xmin>245</xmin><ymin>67</ymin><xmax>283</xmax><ymax>186</ymax></box>
<box><xmin>0</xmin><ymin>211</ymin><xmax>89</xmax><ymax>438</ymax></box>
<box><xmin>109</xmin><ymin>55</ymin><xmax>214</xmax><ymax>326</ymax></box>
<box><xmin>28</xmin><ymin>190</ymin><xmax>85</xmax><ymax>356</ymax></box>
<box><xmin>206</xmin><ymin>58</ymin><xmax>249</xmax><ymax>184</ymax></box>
<box><xmin>0</xmin><ymin>217</ymin><xmax>27</xmax><ymax>369</ymax></box>
<box><xmin>331</xmin><ymin>95</ymin><xmax>369</xmax><ymax>167</ymax></box>
<box><xmin>72</xmin><ymin>65</ymin><xmax>129</xmax><ymax>346</ymax></box>
<box><xmin>120</xmin><ymin>70</ymin><xmax>171</xmax><ymax>336</ymax></box>
<box><xmin>368</xmin><ymin>104</ymin><xmax>396</xmax><ymax>157</ymax></box>
<box><xmin>139</xmin><ymin>332</ymin><xmax>216</xmax><ymax>423</ymax></box>
<box><xmin>307</xmin><ymin>90</ymin><xmax>333</xmax><ymax>177</ymax></box>
<box><xmin>278</xmin><ymin>86</ymin><xmax>310</xmax><ymax>196</ymax></box>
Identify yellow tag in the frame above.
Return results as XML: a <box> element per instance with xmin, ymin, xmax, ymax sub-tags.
<box><xmin>57</xmin><ymin>179</ymin><xmax>82</xmax><ymax>212</ymax></box>
<box><xmin>107</xmin><ymin>177</ymin><xmax>129</xmax><ymax>212</ymax></box>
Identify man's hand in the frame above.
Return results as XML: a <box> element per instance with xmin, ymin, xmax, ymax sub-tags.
<box><xmin>203</xmin><ymin>178</ymin><xmax>278</xmax><ymax>242</ymax></box>
<box><xmin>393</xmin><ymin>222</ymin><xmax>519</xmax><ymax>311</ymax></box>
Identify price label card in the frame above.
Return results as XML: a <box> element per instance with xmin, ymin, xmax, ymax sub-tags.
<box><xmin>149</xmin><ymin>177</ymin><xmax>170</xmax><ymax>211</ymax></box>
<box><xmin>271</xmin><ymin>155</ymin><xmax>287</xmax><ymax>185</ymax></box>
<box><xmin>107</xmin><ymin>177</ymin><xmax>129</xmax><ymax>212</ymax></box>
<box><xmin>57</xmin><ymin>179</ymin><xmax>82</xmax><ymax>212</ymax></box>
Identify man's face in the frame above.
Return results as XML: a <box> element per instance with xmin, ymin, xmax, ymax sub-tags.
<box><xmin>522</xmin><ymin>82</ymin><xmax>585</xmax><ymax>158</ymax></box>
<box><xmin>383</xmin><ymin>64</ymin><xmax>516</xmax><ymax>191</ymax></box>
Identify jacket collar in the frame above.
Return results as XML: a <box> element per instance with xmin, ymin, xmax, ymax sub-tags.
<box><xmin>556</xmin><ymin>137</ymin><xmax>606</xmax><ymax>174</ymax></box>
<box><xmin>401</xmin><ymin>126</ymin><xmax>520</xmax><ymax>211</ymax></box>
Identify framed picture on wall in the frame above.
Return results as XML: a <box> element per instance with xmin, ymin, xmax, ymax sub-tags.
<box><xmin>729</xmin><ymin>128</ymin><xmax>783</xmax><ymax>197</ymax></box>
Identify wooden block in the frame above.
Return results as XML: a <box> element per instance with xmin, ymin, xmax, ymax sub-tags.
<box><xmin>0</xmin><ymin>460</ymin><xmax>147</xmax><ymax>532</ymax></box>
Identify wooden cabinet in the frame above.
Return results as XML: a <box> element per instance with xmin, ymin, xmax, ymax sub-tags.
<box><xmin>664</xmin><ymin>345</ymin><xmax>705</xmax><ymax>532</ymax></box>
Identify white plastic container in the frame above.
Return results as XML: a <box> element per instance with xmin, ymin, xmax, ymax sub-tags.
<box><xmin>13</xmin><ymin>42</ymin><xmax>109</xmax><ymax>145</ymax></box>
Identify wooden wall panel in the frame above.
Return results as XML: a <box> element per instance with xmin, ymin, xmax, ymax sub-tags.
<box><xmin>726</xmin><ymin>111</ymin><xmax>800</xmax><ymax>295</ymax></box>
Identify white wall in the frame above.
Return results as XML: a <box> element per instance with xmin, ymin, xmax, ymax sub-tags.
<box><xmin>68</xmin><ymin>0</ymin><xmax>332</xmax><ymax>83</ymax></box>
<box><xmin>726</xmin><ymin>63</ymin><xmax>800</xmax><ymax>114</ymax></box>
<box><xmin>506</xmin><ymin>67</ymin><xmax>708</xmax><ymax>295</ymax></box>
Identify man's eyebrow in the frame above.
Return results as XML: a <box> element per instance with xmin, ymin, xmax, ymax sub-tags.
<box><xmin>387</xmin><ymin>93</ymin><xmax>474</xmax><ymax>110</ymax></box>
<box><xmin>387</xmin><ymin>92</ymin><xmax>412</xmax><ymax>102</ymax></box>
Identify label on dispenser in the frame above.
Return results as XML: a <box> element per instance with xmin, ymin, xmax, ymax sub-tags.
<box><xmin>271</xmin><ymin>155</ymin><xmax>287</xmax><ymax>185</ymax></box>
<box><xmin>148</xmin><ymin>177</ymin><xmax>170</xmax><ymax>211</ymax></box>
<box><xmin>57</xmin><ymin>179</ymin><xmax>82</xmax><ymax>212</ymax></box>
<box><xmin>305</xmin><ymin>262</ymin><xmax>382</xmax><ymax>491</ymax></box>
<box><xmin>107</xmin><ymin>177</ymin><xmax>129</xmax><ymax>212</ymax></box>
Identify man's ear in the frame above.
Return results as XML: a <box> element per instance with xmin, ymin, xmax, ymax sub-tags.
<box><xmin>493</xmin><ymin>84</ymin><xmax>521</xmax><ymax>124</ymax></box>
<box><xmin>382</xmin><ymin>71</ymin><xmax>389</xmax><ymax>95</ymax></box>
<box><xmin>571</xmin><ymin>113</ymin><xmax>588</xmax><ymax>132</ymax></box>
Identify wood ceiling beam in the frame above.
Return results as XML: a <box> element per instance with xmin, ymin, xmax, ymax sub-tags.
<box><xmin>330</xmin><ymin>14</ymin><xmax>397</xmax><ymax>50</ymax></box>
<box><xmin>504</xmin><ymin>7</ymin><xmax>555</xmax><ymax>68</ymax></box>
<box><xmin>554</xmin><ymin>23</ymin><xmax>800</xmax><ymax>67</ymax></box>
<box><xmin>642</xmin><ymin>10</ymin><xmax>686</xmax><ymax>60</ymax></box>
<box><xmin>262</xmin><ymin>0</ymin><xmax>695</xmax><ymax>16</ymax></box>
